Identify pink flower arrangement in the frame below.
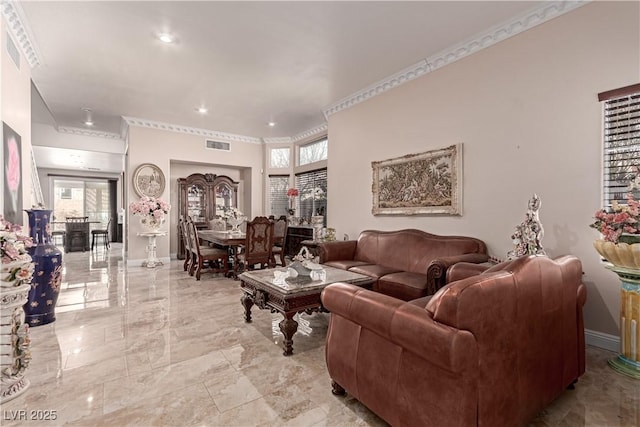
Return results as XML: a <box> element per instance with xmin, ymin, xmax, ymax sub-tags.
<box><xmin>287</xmin><ymin>188</ymin><xmax>299</xmax><ymax>197</ymax></box>
<box><xmin>129</xmin><ymin>197</ymin><xmax>171</xmax><ymax>220</ymax></box>
<box><xmin>591</xmin><ymin>193</ymin><xmax>640</xmax><ymax>243</ymax></box>
<box><xmin>0</xmin><ymin>215</ymin><xmax>34</xmax><ymax>286</ymax></box>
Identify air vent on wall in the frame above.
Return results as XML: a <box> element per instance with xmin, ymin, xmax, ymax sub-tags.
<box><xmin>206</xmin><ymin>140</ymin><xmax>230</xmax><ymax>151</ymax></box>
<box><xmin>6</xmin><ymin>32</ymin><xmax>20</xmax><ymax>69</ymax></box>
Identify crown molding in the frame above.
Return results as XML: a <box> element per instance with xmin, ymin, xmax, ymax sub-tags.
<box><xmin>324</xmin><ymin>60</ymin><xmax>429</xmax><ymax>118</ymax></box>
<box><xmin>263</xmin><ymin>137</ymin><xmax>292</xmax><ymax>145</ymax></box>
<box><xmin>292</xmin><ymin>122</ymin><xmax>328</xmax><ymax>143</ymax></box>
<box><xmin>323</xmin><ymin>0</ymin><xmax>589</xmax><ymax>118</ymax></box>
<box><xmin>426</xmin><ymin>0</ymin><xmax>588</xmax><ymax>72</ymax></box>
<box><xmin>58</xmin><ymin>126</ymin><xmax>123</xmax><ymax>140</ymax></box>
<box><xmin>1</xmin><ymin>0</ymin><xmax>41</xmax><ymax>68</ymax></box>
<box><xmin>123</xmin><ymin>116</ymin><xmax>262</xmax><ymax>145</ymax></box>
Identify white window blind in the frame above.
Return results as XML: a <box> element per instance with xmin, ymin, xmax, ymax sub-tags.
<box><xmin>269</xmin><ymin>175</ymin><xmax>289</xmax><ymax>217</ymax></box>
<box><xmin>295</xmin><ymin>168</ymin><xmax>327</xmax><ymax>220</ymax></box>
<box><xmin>600</xmin><ymin>84</ymin><xmax>640</xmax><ymax>207</ymax></box>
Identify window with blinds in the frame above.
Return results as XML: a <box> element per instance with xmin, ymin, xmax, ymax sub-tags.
<box><xmin>295</xmin><ymin>168</ymin><xmax>327</xmax><ymax>220</ymax></box>
<box><xmin>269</xmin><ymin>175</ymin><xmax>289</xmax><ymax>217</ymax></box>
<box><xmin>600</xmin><ymin>84</ymin><xmax>640</xmax><ymax>207</ymax></box>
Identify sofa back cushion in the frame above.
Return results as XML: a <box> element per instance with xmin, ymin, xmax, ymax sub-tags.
<box><xmin>354</xmin><ymin>229</ymin><xmax>486</xmax><ymax>274</ymax></box>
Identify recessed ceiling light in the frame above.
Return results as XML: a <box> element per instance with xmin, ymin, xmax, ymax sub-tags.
<box><xmin>158</xmin><ymin>33</ymin><xmax>174</xmax><ymax>44</ymax></box>
<box><xmin>196</xmin><ymin>107</ymin><xmax>208</xmax><ymax>114</ymax></box>
<box><xmin>267</xmin><ymin>121</ymin><xmax>276</xmax><ymax>127</ymax></box>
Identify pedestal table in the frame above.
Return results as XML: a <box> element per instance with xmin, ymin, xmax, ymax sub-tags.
<box><xmin>138</xmin><ymin>231</ymin><xmax>166</xmax><ymax>268</ymax></box>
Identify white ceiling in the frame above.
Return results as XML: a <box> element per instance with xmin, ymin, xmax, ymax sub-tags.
<box><xmin>21</xmin><ymin>0</ymin><xmax>544</xmax><ymax>141</ymax></box>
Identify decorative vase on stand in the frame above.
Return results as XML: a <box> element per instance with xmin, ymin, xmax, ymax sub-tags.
<box><xmin>140</xmin><ymin>216</ymin><xmax>164</xmax><ymax>232</ymax></box>
<box><xmin>24</xmin><ymin>209</ymin><xmax>63</xmax><ymax>327</ymax></box>
<box><xmin>594</xmin><ymin>239</ymin><xmax>640</xmax><ymax>379</ymax></box>
<box><xmin>0</xmin><ymin>262</ymin><xmax>32</xmax><ymax>403</ymax></box>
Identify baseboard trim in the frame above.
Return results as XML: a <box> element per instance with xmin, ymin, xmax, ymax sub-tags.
<box><xmin>585</xmin><ymin>329</ymin><xmax>619</xmax><ymax>353</ymax></box>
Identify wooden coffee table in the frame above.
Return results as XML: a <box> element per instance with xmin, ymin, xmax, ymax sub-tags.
<box><xmin>239</xmin><ymin>265</ymin><xmax>375</xmax><ymax>356</ymax></box>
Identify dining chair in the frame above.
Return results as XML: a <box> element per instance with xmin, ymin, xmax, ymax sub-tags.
<box><xmin>179</xmin><ymin>216</ymin><xmax>194</xmax><ymax>274</ymax></box>
<box><xmin>188</xmin><ymin>217</ymin><xmax>230</xmax><ymax>280</ymax></box>
<box><xmin>209</xmin><ymin>217</ymin><xmax>227</xmax><ymax>231</ymax></box>
<box><xmin>236</xmin><ymin>216</ymin><xmax>275</xmax><ymax>274</ymax></box>
<box><xmin>270</xmin><ymin>215</ymin><xmax>288</xmax><ymax>267</ymax></box>
<box><xmin>91</xmin><ymin>218</ymin><xmax>111</xmax><ymax>250</ymax></box>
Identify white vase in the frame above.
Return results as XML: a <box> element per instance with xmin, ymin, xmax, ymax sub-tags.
<box><xmin>0</xmin><ymin>281</ymin><xmax>32</xmax><ymax>403</ymax></box>
<box><xmin>140</xmin><ymin>216</ymin><xmax>164</xmax><ymax>232</ymax></box>
<box><xmin>311</xmin><ymin>215</ymin><xmax>324</xmax><ymax>241</ymax></box>
<box><xmin>227</xmin><ymin>216</ymin><xmax>246</xmax><ymax>233</ymax></box>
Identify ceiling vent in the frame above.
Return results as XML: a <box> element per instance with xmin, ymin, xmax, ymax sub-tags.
<box><xmin>206</xmin><ymin>140</ymin><xmax>231</xmax><ymax>151</ymax></box>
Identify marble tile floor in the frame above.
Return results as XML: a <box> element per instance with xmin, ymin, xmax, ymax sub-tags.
<box><xmin>1</xmin><ymin>244</ymin><xmax>638</xmax><ymax>426</ymax></box>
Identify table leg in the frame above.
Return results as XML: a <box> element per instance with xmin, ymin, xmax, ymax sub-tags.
<box><xmin>241</xmin><ymin>293</ymin><xmax>254</xmax><ymax>322</ymax></box>
<box><xmin>279</xmin><ymin>313</ymin><xmax>299</xmax><ymax>356</ymax></box>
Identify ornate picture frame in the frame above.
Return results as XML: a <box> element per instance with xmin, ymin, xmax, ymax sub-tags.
<box><xmin>372</xmin><ymin>144</ymin><xmax>462</xmax><ymax>216</ymax></box>
<box><xmin>132</xmin><ymin>163</ymin><xmax>165</xmax><ymax>198</ymax></box>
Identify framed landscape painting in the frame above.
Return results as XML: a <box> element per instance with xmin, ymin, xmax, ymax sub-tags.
<box><xmin>371</xmin><ymin>144</ymin><xmax>462</xmax><ymax>216</ymax></box>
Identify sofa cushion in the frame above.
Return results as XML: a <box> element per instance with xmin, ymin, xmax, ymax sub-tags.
<box><xmin>349</xmin><ymin>264</ymin><xmax>402</xmax><ymax>279</ymax></box>
<box><xmin>377</xmin><ymin>272</ymin><xmax>430</xmax><ymax>301</ymax></box>
<box><xmin>353</xmin><ymin>229</ymin><xmax>487</xmax><ymax>274</ymax></box>
<box><xmin>324</xmin><ymin>260</ymin><xmax>373</xmax><ymax>271</ymax></box>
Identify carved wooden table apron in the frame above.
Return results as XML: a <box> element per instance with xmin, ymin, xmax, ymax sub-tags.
<box><xmin>239</xmin><ymin>266</ymin><xmax>375</xmax><ymax>356</ymax></box>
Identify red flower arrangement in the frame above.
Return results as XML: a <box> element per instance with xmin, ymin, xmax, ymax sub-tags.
<box><xmin>591</xmin><ymin>193</ymin><xmax>640</xmax><ymax>243</ymax></box>
<box><xmin>287</xmin><ymin>188</ymin><xmax>299</xmax><ymax>197</ymax></box>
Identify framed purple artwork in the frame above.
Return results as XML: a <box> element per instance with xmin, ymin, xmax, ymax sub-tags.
<box><xmin>3</xmin><ymin>122</ymin><xmax>23</xmax><ymax>225</ymax></box>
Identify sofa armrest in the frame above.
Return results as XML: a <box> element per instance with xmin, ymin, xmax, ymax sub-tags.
<box><xmin>322</xmin><ymin>283</ymin><xmax>477</xmax><ymax>373</ymax></box>
<box><xmin>318</xmin><ymin>240</ymin><xmax>357</xmax><ymax>263</ymax></box>
<box><xmin>427</xmin><ymin>253</ymin><xmax>490</xmax><ymax>293</ymax></box>
<box><xmin>446</xmin><ymin>262</ymin><xmax>492</xmax><ymax>283</ymax></box>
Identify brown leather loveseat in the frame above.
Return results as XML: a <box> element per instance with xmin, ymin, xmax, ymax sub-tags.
<box><xmin>320</xmin><ymin>255</ymin><xmax>587</xmax><ymax>427</ymax></box>
<box><xmin>318</xmin><ymin>229</ymin><xmax>488</xmax><ymax>300</ymax></box>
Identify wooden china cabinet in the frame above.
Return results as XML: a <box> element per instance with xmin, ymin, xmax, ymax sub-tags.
<box><xmin>177</xmin><ymin>173</ymin><xmax>238</xmax><ymax>259</ymax></box>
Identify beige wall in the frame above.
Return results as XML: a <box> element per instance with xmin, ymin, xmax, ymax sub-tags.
<box><xmin>327</xmin><ymin>2</ymin><xmax>639</xmax><ymax>337</ymax></box>
<box><xmin>1</xmin><ymin>17</ymin><xmax>33</xmax><ymax>226</ymax></box>
<box><xmin>127</xmin><ymin>126</ymin><xmax>263</xmax><ymax>261</ymax></box>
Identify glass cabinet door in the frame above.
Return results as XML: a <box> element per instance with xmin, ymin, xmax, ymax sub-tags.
<box><xmin>215</xmin><ymin>182</ymin><xmax>234</xmax><ymax>214</ymax></box>
<box><xmin>187</xmin><ymin>184</ymin><xmax>206</xmax><ymax>222</ymax></box>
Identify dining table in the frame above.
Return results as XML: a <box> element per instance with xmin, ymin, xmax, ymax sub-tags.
<box><xmin>197</xmin><ymin>230</ymin><xmax>246</xmax><ymax>277</ymax></box>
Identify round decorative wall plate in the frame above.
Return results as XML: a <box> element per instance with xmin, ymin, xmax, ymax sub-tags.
<box><xmin>132</xmin><ymin>163</ymin><xmax>165</xmax><ymax>198</ymax></box>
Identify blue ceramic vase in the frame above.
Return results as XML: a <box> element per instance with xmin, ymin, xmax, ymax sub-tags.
<box><xmin>23</xmin><ymin>209</ymin><xmax>63</xmax><ymax>326</ymax></box>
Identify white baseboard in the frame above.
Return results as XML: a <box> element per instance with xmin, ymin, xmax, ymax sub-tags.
<box><xmin>126</xmin><ymin>257</ymin><xmax>171</xmax><ymax>267</ymax></box>
<box><xmin>585</xmin><ymin>329</ymin><xmax>619</xmax><ymax>353</ymax></box>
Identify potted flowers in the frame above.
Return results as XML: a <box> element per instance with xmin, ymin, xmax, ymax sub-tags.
<box><xmin>287</xmin><ymin>188</ymin><xmax>298</xmax><ymax>216</ymax></box>
<box><xmin>1</xmin><ymin>215</ymin><xmax>34</xmax><ymax>288</ymax></box>
<box><xmin>129</xmin><ymin>196</ymin><xmax>171</xmax><ymax>231</ymax></box>
<box><xmin>591</xmin><ymin>192</ymin><xmax>640</xmax><ymax>268</ymax></box>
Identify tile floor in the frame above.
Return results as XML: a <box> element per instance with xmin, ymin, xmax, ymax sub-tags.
<box><xmin>1</xmin><ymin>244</ymin><xmax>639</xmax><ymax>426</ymax></box>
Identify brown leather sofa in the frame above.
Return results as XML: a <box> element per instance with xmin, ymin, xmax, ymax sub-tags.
<box><xmin>318</xmin><ymin>229</ymin><xmax>489</xmax><ymax>300</ymax></box>
<box><xmin>321</xmin><ymin>255</ymin><xmax>587</xmax><ymax>427</ymax></box>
